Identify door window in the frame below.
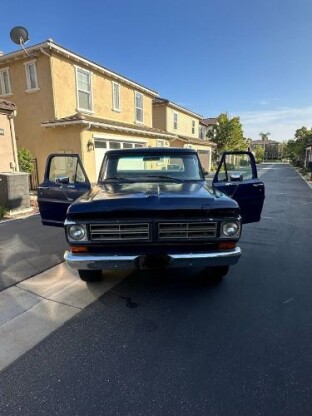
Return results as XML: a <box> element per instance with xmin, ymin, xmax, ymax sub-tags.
<box><xmin>216</xmin><ymin>153</ymin><xmax>253</xmax><ymax>182</ymax></box>
<box><xmin>48</xmin><ymin>156</ymin><xmax>85</xmax><ymax>184</ymax></box>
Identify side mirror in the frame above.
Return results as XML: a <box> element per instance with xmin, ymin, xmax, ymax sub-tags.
<box><xmin>56</xmin><ymin>176</ymin><xmax>70</xmax><ymax>185</ymax></box>
<box><xmin>230</xmin><ymin>173</ymin><xmax>243</xmax><ymax>182</ymax></box>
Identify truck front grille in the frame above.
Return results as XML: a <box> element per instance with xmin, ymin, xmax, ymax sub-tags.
<box><xmin>158</xmin><ymin>222</ymin><xmax>217</xmax><ymax>240</ymax></box>
<box><xmin>90</xmin><ymin>223</ymin><xmax>150</xmax><ymax>241</ymax></box>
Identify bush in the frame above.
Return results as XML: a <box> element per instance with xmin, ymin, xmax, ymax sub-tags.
<box><xmin>0</xmin><ymin>206</ymin><xmax>8</xmax><ymax>218</ymax></box>
<box><xmin>18</xmin><ymin>148</ymin><xmax>34</xmax><ymax>174</ymax></box>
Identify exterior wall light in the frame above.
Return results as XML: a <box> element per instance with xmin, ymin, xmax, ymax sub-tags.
<box><xmin>87</xmin><ymin>140</ymin><xmax>94</xmax><ymax>152</ymax></box>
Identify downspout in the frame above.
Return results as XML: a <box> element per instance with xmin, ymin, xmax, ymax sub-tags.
<box><xmin>8</xmin><ymin>110</ymin><xmax>19</xmax><ymax>171</ymax></box>
<box><xmin>81</xmin><ymin>122</ymin><xmax>92</xmax><ymax>166</ymax></box>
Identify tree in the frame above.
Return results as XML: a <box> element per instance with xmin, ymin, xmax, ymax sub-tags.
<box><xmin>18</xmin><ymin>148</ymin><xmax>34</xmax><ymax>174</ymax></box>
<box><xmin>209</xmin><ymin>113</ymin><xmax>246</xmax><ymax>156</ymax></box>
<box><xmin>255</xmin><ymin>146</ymin><xmax>264</xmax><ymax>163</ymax></box>
<box><xmin>284</xmin><ymin>127</ymin><xmax>312</xmax><ymax>166</ymax></box>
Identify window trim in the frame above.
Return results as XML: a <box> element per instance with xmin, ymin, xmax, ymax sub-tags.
<box><xmin>134</xmin><ymin>91</ymin><xmax>144</xmax><ymax>123</ymax></box>
<box><xmin>173</xmin><ymin>112</ymin><xmax>178</xmax><ymax>130</ymax></box>
<box><xmin>75</xmin><ymin>66</ymin><xmax>93</xmax><ymax>113</ymax></box>
<box><xmin>192</xmin><ymin>120</ymin><xmax>195</xmax><ymax>135</ymax></box>
<box><xmin>112</xmin><ymin>81</ymin><xmax>121</xmax><ymax>112</ymax></box>
<box><xmin>0</xmin><ymin>67</ymin><xmax>12</xmax><ymax>96</ymax></box>
<box><xmin>24</xmin><ymin>60</ymin><xmax>39</xmax><ymax>92</ymax></box>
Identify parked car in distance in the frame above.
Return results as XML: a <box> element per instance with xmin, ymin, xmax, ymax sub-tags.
<box><xmin>37</xmin><ymin>148</ymin><xmax>265</xmax><ymax>282</ymax></box>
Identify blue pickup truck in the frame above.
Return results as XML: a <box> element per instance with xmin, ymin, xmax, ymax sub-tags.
<box><xmin>37</xmin><ymin>148</ymin><xmax>265</xmax><ymax>282</ymax></box>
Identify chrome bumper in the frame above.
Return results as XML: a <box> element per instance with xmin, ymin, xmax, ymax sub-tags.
<box><xmin>64</xmin><ymin>247</ymin><xmax>242</xmax><ymax>270</ymax></box>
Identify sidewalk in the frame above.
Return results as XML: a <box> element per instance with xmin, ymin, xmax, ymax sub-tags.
<box><xmin>294</xmin><ymin>167</ymin><xmax>312</xmax><ymax>189</ymax></box>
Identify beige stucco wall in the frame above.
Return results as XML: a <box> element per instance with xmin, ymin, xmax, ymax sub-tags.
<box><xmin>166</xmin><ymin>106</ymin><xmax>200</xmax><ymax>137</ymax></box>
<box><xmin>152</xmin><ymin>102</ymin><xmax>201</xmax><ymax>138</ymax></box>
<box><xmin>0</xmin><ymin>112</ymin><xmax>15</xmax><ymax>171</ymax></box>
<box><xmin>51</xmin><ymin>53</ymin><xmax>154</xmax><ymax>127</ymax></box>
<box><xmin>152</xmin><ymin>105</ymin><xmax>166</xmax><ymax>130</ymax></box>
<box><xmin>0</xmin><ymin>54</ymin><xmax>55</xmax><ymax>181</ymax></box>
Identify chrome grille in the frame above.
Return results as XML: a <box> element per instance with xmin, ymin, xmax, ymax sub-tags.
<box><xmin>90</xmin><ymin>223</ymin><xmax>150</xmax><ymax>241</ymax></box>
<box><xmin>158</xmin><ymin>222</ymin><xmax>217</xmax><ymax>240</ymax></box>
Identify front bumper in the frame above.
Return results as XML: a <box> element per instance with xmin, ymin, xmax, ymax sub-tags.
<box><xmin>64</xmin><ymin>247</ymin><xmax>242</xmax><ymax>270</ymax></box>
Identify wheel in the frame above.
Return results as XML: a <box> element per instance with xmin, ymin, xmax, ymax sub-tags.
<box><xmin>78</xmin><ymin>269</ymin><xmax>102</xmax><ymax>282</ymax></box>
<box><xmin>204</xmin><ymin>266</ymin><xmax>229</xmax><ymax>282</ymax></box>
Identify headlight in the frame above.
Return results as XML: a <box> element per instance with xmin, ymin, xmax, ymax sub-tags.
<box><xmin>67</xmin><ymin>224</ymin><xmax>86</xmax><ymax>241</ymax></box>
<box><xmin>221</xmin><ymin>221</ymin><xmax>240</xmax><ymax>237</ymax></box>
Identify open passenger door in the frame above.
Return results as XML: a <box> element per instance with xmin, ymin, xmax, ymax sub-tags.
<box><xmin>212</xmin><ymin>151</ymin><xmax>265</xmax><ymax>224</ymax></box>
<box><xmin>37</xmin><ymin>154</ymin><xmax>91</xmax><ymax>227</ymax></box>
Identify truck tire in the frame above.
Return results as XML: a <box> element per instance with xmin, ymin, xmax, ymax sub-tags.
<box><xmin>78</xmin><ymin>270</ymin><xmax>102</xmax><ymax>282</ymax></box>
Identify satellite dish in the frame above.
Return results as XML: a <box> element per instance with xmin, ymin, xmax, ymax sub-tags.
<box><xmin>10</xmin><ymin>26</ymin><xmax>29</xmax><ymax>46</ymax></box>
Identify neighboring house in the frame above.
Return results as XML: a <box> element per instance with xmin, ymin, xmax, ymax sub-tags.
<box><xmin>0</xmin><ymin>99</ymin><xmax>18</xmax><ymax>172</ymax></box>
<box><xmin>199</xmin><ymin>117</ymin><xmax>218</xmax><ymax>140</ymax></box>
<box><xmin>305</xmin><ymin>143</ymin><xmax>312</xmax><ymax>168</ymax></box>
<box><xmin>249</xmin><ymin>137</ymin><xmax>281</xmax><ymax>160</ymax></box>
<box><xmin>0</xmin><ymin>40</ymin><xmax>177</xmax><ymax>183</ymax></box>
<box><xmin>152</xmin><ymin>98</ymin><xmax>216</xmax><ymax>171</ymax></box>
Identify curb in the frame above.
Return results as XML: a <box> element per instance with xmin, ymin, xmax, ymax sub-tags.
<box><xmin>293</xmin><ymin>167</ymin><xmax>312</xmax><ymax>189</ymax></box>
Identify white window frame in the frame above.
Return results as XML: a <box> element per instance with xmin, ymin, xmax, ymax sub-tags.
<box><xmin>75</xmin><ymin>66</ymin><xmax>93</xmax><ymax>113</ymax></box>
<box><xmin>112</xmin><ymin>82</ymin><xmax>121</xmax><ymax>111</ymax></box>
<box><xmin>135</xmin><ymin>91</ymin><xmax>144</xmax><ymax>123</ymax></box>
<box><xmin>0</xmin><ymin>67</ymin><xmax>12</xmax><ymax>96</ymax></box>
<box><xmin>192</xmin><ymin>120</ymin><xmax>195</xmax><ymax>134</ymax></box>
<box><xmin>157</xmin><ymin>139</ymin><xmax>165</xmax><ymax>147</ymax></box>
<box><xmin>173</xmin><ymin>112</ymin><xmax>178</xmax><ymax>130</ymax></box>
<box><xmin>24</xmin><ymin>60</ymin><xmax>39</xmax><ymax>92</ymax></box>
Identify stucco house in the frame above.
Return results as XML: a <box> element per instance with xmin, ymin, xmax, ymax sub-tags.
<box><xmin>0</xmin><ymin>99</ymin><xmax>18</xmax><ymax>172</ymax></box>
<box><xmin>199</xmin><ymin>117</ymin><xmax>218</xmax><ymax>140</ymax></box>
<box><xmin>152</xmin><ymin>98</ymin><xmax>216</xmax><ymax>171</ymax></box>
<box><xmin>0</xmin><ymin>39</ymin><xmax>178</xmax><ymax>183</ymax></box>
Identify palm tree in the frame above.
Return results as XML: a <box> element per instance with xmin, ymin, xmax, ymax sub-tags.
<box><xmin>259</xmin><ymin>132</ymin><xmax>270</xmax><ymax>142</ymax></box>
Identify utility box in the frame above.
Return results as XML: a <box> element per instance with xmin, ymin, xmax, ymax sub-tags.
<box><xmin>0</xmin><ymin>172</ymin><xmax>30</xmax><ymax>212</ymax></box>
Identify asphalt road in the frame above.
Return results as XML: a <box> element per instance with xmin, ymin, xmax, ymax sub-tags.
<box><xmin>0</xmin><ymin>215</ymin><xmax>67</xmax><ymax>291</ymax></box>
<box><xmin>1</xmin><ymin>164</ymin><xmax>312</xmax><ymax>416</ymax></box>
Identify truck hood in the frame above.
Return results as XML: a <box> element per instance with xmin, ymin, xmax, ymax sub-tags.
<box><xmin>67</xmin><ymin>181</ymin><xmax>239</xmax><ymax>217</ymax></box>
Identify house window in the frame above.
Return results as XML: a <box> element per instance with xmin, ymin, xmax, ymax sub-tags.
<box><xmin>0</xmin><ymin>68</ymin><xmax>12</xmax><ymax>95</ymax></box>
<box><xmin>192</xmin><ymin>120</ymin><xmax>195</xmax><ymax>134</ymax></box>
<box><xmin>173</xmin><ymin>112</ymin><xmax>178</xmax><ymax>130</ymax></box>
<box><xmin>135</xmin><ymin>91</ymin><xmax>143</xmax><ymax>123</ymax></box>
<box><xmin>24</xmin><ymin>61</ymin><xmax>39</xmax><ymax>91</ymax></box>
<box><xmin>76</xmin><ymin>67</ymin><xmax>92</xmax><ymax>112</ymax></box>
<box><xmin>112</xmin><ymin>82</ymin><xmax>120</xmax><ymax>111</ymax></box>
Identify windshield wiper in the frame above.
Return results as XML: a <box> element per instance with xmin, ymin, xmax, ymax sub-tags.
<box><xmin>146</xmin><ymin>175</ymin><xmax>184</xmax><ymax>182</ymax></box>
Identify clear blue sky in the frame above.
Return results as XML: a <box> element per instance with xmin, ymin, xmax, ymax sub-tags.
<box><xmin>1</xmin><ymin>0</ymin><xmax>312</xmax><ymax>141</ymax></box>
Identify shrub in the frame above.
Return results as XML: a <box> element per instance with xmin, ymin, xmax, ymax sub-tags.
<box><xmin>0</xmin><ymin>206</ymin><xmax>8</xmax><ymax>218</ymax></box>
<box><xmin>18</xmin><ymin>148</ymin><xmax>34</xmax><ymax>174</ymax></box>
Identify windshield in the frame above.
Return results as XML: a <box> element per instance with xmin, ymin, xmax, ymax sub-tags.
<box><xmin>99</xmin><ymin>152</ymin><xmax>204</xmax><ymax>182</ymax></box>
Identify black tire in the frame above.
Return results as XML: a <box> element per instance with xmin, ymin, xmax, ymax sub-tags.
<box><xmin>78</xmin><ymin>269</ymin><xmax>102</xmax><ymax>282</ymax></box>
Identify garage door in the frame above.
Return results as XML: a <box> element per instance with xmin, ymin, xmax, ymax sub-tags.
<box><xmin>198</xmin><ymin>150</ymin><xmax>210</xmax><ymax>172</ymax></box>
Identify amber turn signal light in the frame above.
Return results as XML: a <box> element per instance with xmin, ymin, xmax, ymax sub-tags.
<box><xmin>70</xmin><ymin>246</ymin><xmax>88</xmax><ymax>253</ymax></box>
<box><xmin>218</xmin><ymin>242</ymin><xmax>236</xmax><ymax>250</ymax></box>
